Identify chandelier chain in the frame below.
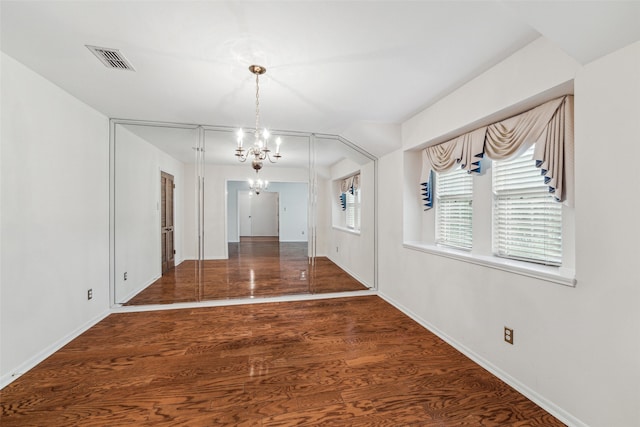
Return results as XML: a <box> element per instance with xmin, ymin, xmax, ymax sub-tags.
<box><xmin>255</xmin><ymin>73</ymin><xmax>260</xmax><ymax>136</ymax></box>
<box><xmin>235</xmin><ymin>65</ymin><xmax>281</xmax><ymax>173</ymax></box>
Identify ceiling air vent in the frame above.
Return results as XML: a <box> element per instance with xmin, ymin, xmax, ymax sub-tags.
<box><xmin>86</xmin><ymin>45</ymin><xmax>135</xmax><ymax>71</ymax></box>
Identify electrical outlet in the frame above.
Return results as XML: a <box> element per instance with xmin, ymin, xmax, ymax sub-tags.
<box><xmin>87</xmin><ymin>289</ymin><xmax>93</xmax><ymax>300</ymax></box>
<box><xmin>124</xmin><ymin>272</ymin><xmax>128</xmax><ymax>281</ymax></box>
<box><xmin>504</xmin><ymin>327</ymin><xmax>514</xmax><ymax>345</ymax></box>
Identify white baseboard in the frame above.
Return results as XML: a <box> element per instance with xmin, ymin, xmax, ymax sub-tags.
<box><xmin>377</xmin><ymin>291</ymin><xmax>588</xmax><ymax>427</ymax></box>
<box><xmin>1</xmin><ymin>309</ymin><xmax>111</xmax><ymax>389</ymax></box>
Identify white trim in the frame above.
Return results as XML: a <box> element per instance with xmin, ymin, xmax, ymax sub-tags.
<box><xmin>111</xmin><ymin>289</ymin><xmax>378</xmax><ymax>313</ymax></box>
<box><xmin>0</xmin><ymin>309</ymin><xmax>111</xmax><ymax>389</ymax></box>
<box><xmin>403</xmin><ymin>241</ymin><xmax>576</xmax><ymax>287</ymax></box>
<box><xmin>377</xmin><ymin>291</ymin><xmax>588</xmax><ymax>427</ymax></box>
<box><xmin>332</xmin><ymin>225</ymin><xmax>361</xmax><ymax>236</ymax></box>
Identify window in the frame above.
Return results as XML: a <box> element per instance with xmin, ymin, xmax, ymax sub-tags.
<box><xmin>436</xmin><ymin>167</ymin><xmax>473</xmax><ymax>250</ymax></box>
<box><xmin>346</xmin><ymin>188</ymin><xmax>361</xmax><ymax>231</ymax></box>
<box><xmin>492</xmin><ymin>145</ymin><xmax>562</xmax><ymax>266</ymax></box>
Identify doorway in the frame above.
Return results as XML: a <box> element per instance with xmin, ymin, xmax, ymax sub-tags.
<box><xmin>238</xmin><ymin>191</ymin><xmax>279</xmax><ymax>238</ymax></box>
<box><xmin>160</xmin><ymin>171</ymin><xmax>175</xmax><ymax>274</ymax></box>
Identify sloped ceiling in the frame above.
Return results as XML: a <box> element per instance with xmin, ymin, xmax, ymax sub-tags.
<box><xmin>2</xmin><ymin>1</ymin><xmax>639</xmax><ymax>157</ymax></box>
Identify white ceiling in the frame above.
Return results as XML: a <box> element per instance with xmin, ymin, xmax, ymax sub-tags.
<box><xmin>3</xmin><ymin>1</ymin><xmax>640</xmax><ymax>158</ymax></box>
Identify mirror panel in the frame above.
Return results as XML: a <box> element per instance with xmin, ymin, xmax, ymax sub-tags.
<box><xmin>111</xmin><ymin>121</ymin><xmax>376</xmax><ymax>307</ymax></box>
<box><xmin>314</xmin><ymin>136</ymin><xmax>376</xmax><ymax>290</ymax></box>
<box><xmin>113</xmin><ymin>123</ymin><xmax>198</xmax><ymax>305</ymax></box>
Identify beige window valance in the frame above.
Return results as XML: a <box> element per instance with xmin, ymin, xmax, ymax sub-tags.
<box><xmin>340</xmin><ymin>176</ymin><xmax>353</xmax><ymax>194</ymax></box>
<box><xmin>352</xmin><ymin>174</ymin><xmax>361</xmax><ymax>192</ymax></box>
<box><xmin>340</xmin><ymin>173</ymin><xmax>360</xmax><ymax>194</ymax></box>
<box><xmin>419</xmin><ymin>95</ymin><xmax>574</xmax><ymax>210</ymax></box>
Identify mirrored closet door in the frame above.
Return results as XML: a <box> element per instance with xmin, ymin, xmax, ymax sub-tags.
<box><xmin>110</xmin><ymin>120</ymin><xmax>377</xmax><ymax>307</ymax></box>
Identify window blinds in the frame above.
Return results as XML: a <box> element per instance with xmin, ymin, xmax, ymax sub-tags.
<box><xmin>436</xmin><ymin>168</ymin><xmax>473</xmax><ymax>250</ymax></box>
<box><xmin>345</xmin><ymin>191</ymin><xmax>360</xmax><ymax>230</ymax></box>
<box><xmin>492</xmin><ymin>146</ymin><xmax>562</xmax><ymax>265</ymax></box>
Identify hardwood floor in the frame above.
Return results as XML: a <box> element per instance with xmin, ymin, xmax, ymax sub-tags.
<box><xmin>125</xmin><ymin>239</ymin><xmax>368</xmax><ymax>306</ymax></box>
<box><xmin>1</xmin><ymin>296</ymin><xmax>564</xmax><ymax>426</ymax></box>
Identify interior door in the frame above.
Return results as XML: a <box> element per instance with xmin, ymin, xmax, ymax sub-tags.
<box><xmin>161</xmin><ymin>171</ymin><xmax>175</xmax><ymax>274</ymax></box>
<box><xmin>239</xmin><ymin>191</ymin><xmax>252</xmax><ymax>237</ymax></box>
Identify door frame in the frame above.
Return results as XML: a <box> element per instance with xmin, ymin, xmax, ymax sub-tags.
<box><xmin>160</xmin><ymin>170</ymin><xmax>175</xmax><ymax>274</ymax></box>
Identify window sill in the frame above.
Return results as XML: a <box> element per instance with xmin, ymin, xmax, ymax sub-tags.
<box><xmin>403</xmin><ymin>241</ymin><xmax>576</xmax><ymax>287</ymax></box>
<box><xmin>332</xmin><ymin>226</ymin><xmax>361</xmax><ymax>236</ymax></box>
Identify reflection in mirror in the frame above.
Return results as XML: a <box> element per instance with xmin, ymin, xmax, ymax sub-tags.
<box><xmin>113</xmin><ymin>123</ymin><xmax>198</xmax><ymax>305</ymax></box>
<box><xmin>111</xmin><ymin>121</ymin><xmax>376</xmax><ymax>307</ymax></box>
<box><xmin>314</xmin><ymin>136</ymin><xmax>376</xmax><ymax>290</ymax></box>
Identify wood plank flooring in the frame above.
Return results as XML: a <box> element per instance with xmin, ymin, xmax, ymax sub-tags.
<box><xmin>1</xmin><ymin>296</ymin><xmax>564</xmax><ymax>426</ymax></box>
<box><xmin>125</xmin><ymin>239</ymin><xmax>367</xmax><ymax>306</ymax></box>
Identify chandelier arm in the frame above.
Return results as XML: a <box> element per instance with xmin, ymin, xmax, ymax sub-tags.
<box><xmin>236</xmin><ymin>148</ymin><xmax>248</xmax><ymax>162</ymax></box>
<box><xmin>265</xmin><ymin>152</ymin><xmax>280</xmax><ymax>164</ymax></box>
<box><xmin>256</xmin><ymin>149</ymin><xmax>267</xmax><ymax>161</ymax></box>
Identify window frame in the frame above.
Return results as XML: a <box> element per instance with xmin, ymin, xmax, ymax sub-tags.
<box><xmin>492</xmin><ymin>145</ymin><xmax>563</xmax><ymax>267</ymax></box>
<box><xmin>435</xmin><ymin>166</ymin><xmax>473</xmax><ymax>251</ymax></box>
<box><xmin>405</xmin><ymin>145</ymin><xmax>574</xmax><ymax>287</ymax></box>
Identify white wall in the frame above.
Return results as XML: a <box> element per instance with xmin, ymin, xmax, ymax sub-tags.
<box><xmin>380</xmin><ymin>37</ymin><xmax>640</xmax><ymax>427</ymax></box>
<box><xmin>571</xmin><ymin>40</ymin><xmax>640</xmax><ymax>427</ymax></box>
<box><xmin>227</xmin><ymin>181</ymin><xmax>308</xmax><ymax>243</ymax></box>
<box><xmin>226</xmin><ymin>180</ymin><xmax>245</xmax><ymax>242</ymax></box>
<box><xmin>114</xmin><ymin>126</ymin><xmax>184</xmax><ymax>303</ymax></box>
<box><xmin>268</xmin><ymin>182</ymin><xmax>308</xmax><ymax>242</ymax></box>
<box><xmin>325</xmin><ymin>158</ymin><xmax>375</xmax><ymax>288</ymax></box>
<box><xmin>1</xmin><ymin>53</ymin><xmax>110</xmax><ymax>386</ymax></box>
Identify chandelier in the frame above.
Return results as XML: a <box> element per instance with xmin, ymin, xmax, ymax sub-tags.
<box><xmin>235</xmin><ymin>65</ymin><xmax>282</xmax><ymax>173</ymax></box>
<box><xmin>248</xmin><ymin>178</ymin><xmax>269</xmax><ymax>195</ymax></box>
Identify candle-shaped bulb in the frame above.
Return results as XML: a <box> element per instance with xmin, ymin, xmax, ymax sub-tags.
<box><xmin>276</xmin><ymin>137</ymin><xmax>282</xmax><ymax>154</ymax></box>
<box><xmin>237</xmin><ymin>129</ymin><xmax>244</xmax><ymax>148</ymax></box>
